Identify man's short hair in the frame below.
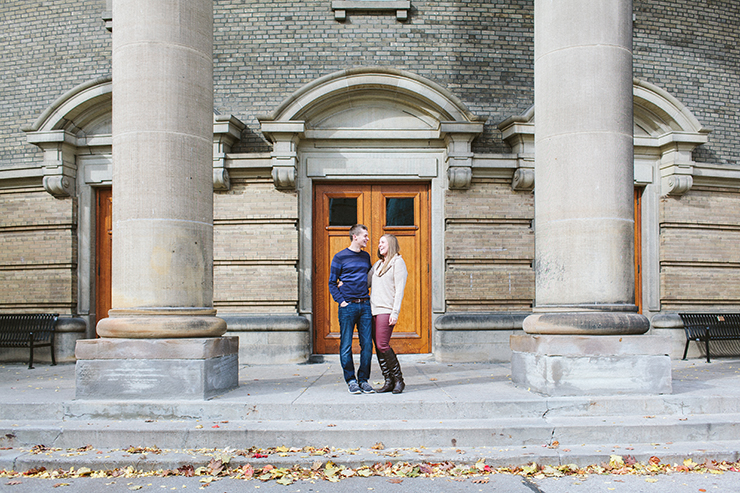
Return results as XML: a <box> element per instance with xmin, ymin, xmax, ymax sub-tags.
<box><xmin>349</xmin><ymin>224</ymin><xmax>368</xmax><ymax>239</ymax></box>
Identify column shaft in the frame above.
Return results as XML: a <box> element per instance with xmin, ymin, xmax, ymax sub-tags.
<box><xmin>98</xmin><ymin>0</ymin><xmax>225</xmax><ymax>338</ymax></box>
<box><xmin>529</xmin><ymin>0</ymin><xmax>644</xmax><ymax>332</ymax></box>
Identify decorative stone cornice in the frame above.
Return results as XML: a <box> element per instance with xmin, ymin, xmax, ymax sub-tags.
<box><xmin>259</xmin><ymin>121</ymin><xmax>306</xmax><ymax>190</ymax></box>
<box><xmin>498</xmin><ymin>106</ymin><xmax>535</xmax><ymax>191</ymax></box>
<box><xmin>213</xmin><ymin>115</ymin><xmax>246</xmax><ymax>191</ymax></box>
<box><xmin>511</xmin><ymin>168</ymin><xmax>535</xmax><ymax>191</ymax></box>
<box><xmin>440</xmin><ymin>121</ymin><xmax>484</xmax><ymax>190</ymax></box>
<box><xmin>25</xmin><ymin>130</ymin><xmax>78</xmax><ymax>197</ymax></box>
<box><xmin>657</xmin><ymin>134</ymin><xmax>708</xmax><ymax>197</ymax></box>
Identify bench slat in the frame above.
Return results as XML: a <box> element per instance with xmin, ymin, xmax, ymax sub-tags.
<box><xmin>0</xmin><ymin>314</ymin><xmax>58</xmax><ymax>369</ymax></box>
<box><xmin>680</xmin><ymin>312</ymin><xmax>740</xmax><ymax>363</ymax></box>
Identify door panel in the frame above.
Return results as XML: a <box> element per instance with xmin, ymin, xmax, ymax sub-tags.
<box><xmin>313</xmin><ymin>183</ymin><xmax>430</xmax><ymax>354</ymax></box>
<box><xmin>95</xmin><ymin>187</ymin><xmax>113</xmax><ymax>332</ymax></box>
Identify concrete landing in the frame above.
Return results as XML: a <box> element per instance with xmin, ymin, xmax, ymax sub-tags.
<box><xmin>1</xmin><ymin>357</ymin><xmax>740</xmax><ymax>470</ymax></box>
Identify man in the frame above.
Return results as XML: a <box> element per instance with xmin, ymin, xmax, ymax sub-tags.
<box><xmin>328</xmin><ymin>224</ymin><xmax>374</xmax><ymax>394</ymax></box>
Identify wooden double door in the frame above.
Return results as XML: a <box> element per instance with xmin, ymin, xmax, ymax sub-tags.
<box><xmin>313</xmin><ymin>183</ymin><xmax>431</xmax><ymax>354</ymax></box>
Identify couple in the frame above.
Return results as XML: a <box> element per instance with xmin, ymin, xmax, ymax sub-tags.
<box><xmin>328</xmin><ymin>224</ymin><xmax>408</xmax><ymax>395</ymax></box>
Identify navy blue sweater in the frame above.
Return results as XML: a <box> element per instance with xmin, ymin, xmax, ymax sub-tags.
<box><xmin>328</xmin><ymin>248</ymin><xmax>372</xmax><ymax>304</ymax></box>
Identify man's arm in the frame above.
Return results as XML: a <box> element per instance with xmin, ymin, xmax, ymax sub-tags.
<box><xmin>328</xmin><ymin>254</ymin><xmax>345</xmax><ymax>305</ymax></box>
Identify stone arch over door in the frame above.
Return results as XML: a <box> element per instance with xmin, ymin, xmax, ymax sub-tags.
<box><xmin>258</xmin><ymin>67</ymin><xmax>485</xmax><ymax>353</ymax></box>
<box><xmin>258</xmin><ymin>67</ymin><xmax>485</xmax><ymax>189</ymax></box>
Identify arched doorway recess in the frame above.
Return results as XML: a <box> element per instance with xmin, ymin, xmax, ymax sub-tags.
<box><xmin>259</xmin><ymin>67</ymin><xmax>485</xmax><ymax>353</ymax></box>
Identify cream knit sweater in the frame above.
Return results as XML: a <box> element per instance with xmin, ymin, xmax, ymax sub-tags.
<box><xmin>369</xmin><ymin>255</ymin><xmax>408</xmax><ymax>318</ymax></box>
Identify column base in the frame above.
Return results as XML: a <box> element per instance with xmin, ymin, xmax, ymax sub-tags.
<box><xmin>96</xmin><ymin>308</ymin><xmax>227</xmax><ymax>338</ymax></box>
<box><xmin>523</xmin><ymin>311</ymin><xmax>649</xmax><ymax>335</ymax></box>
<box><xmin>510</xmin><ymin>334</ymin><xmax>672</xmax><ymax>396</ymax></box>
<box><xmin>75</xmin><ymin>337</ymin><xmax>239</xmax><ymax>400</ymax></box>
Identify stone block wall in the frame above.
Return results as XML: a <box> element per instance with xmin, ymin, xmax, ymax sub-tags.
<box><xmin>660</xmin><ymin>188</ymin><xmax>740</xmax><ymax>311</ymax></box>
<box><xmin>444</xmin><ymin>178</ymin><xmax>534</xmax><ymax>312</ymax></box>
<box><xmin>213</xmin><ymin>178</ymin><xmax>300</xmax><ymax>314</ymax></box>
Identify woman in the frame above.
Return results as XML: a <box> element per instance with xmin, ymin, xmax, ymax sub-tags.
<box><xmin>369</xmin><ymin>234</ymin><xmax>408</xmax><ymax>393</ymax></box>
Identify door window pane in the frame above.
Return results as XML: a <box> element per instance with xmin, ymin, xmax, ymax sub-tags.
<box><xmin>386</xmin><ymin>197</ymin><xmax>414</xmax><ymax>226</ymax></box>
<box><xmin>329</xmin><ymin>198</ymin><xmax>357</xmax><ymax>226</ymax></box>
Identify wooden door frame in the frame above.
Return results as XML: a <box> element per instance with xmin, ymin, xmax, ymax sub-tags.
<box><xmin>311</xmin><ymin>181</ymin><xmax>432</xmax><ymax>354</ymax></box>
<box><xmin>95</xmin><ymin>186</ymin><xmax>113</xmax><ymax>333</ymax></box>
<box><xmin>634</xmin><ymin>187</ymin><xmax>643</xmax><ymax>314</ymax></box>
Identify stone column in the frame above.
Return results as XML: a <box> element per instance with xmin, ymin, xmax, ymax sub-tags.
<box><xmin>510</xmin><ymin>0</ymin><xmax>671</xmax><ymax>395</ymax></box>
<box><xmin>77</xmin><ymin>0</ymin><xmax>237</xmax><ymax>399</ymax></box>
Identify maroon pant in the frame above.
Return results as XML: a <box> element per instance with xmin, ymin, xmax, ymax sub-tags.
<box><xmin>373</xmin><ymin>314</ymin><xmax>395</xmax><ymax>352</ymax></box>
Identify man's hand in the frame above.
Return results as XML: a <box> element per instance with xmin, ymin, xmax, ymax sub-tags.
<box><xmin>340</xmin><ymin>301</ymin><xmax>348</xmax><ymax>307</ymax></box>
<box><xmin>389</xmin><ymin>315</ymin><xmax>398</xmax><ymax>325</ymax></box>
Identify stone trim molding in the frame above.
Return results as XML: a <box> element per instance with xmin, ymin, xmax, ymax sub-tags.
<box><xmin>221</xmin><ymin>315</ymin><xmax>310</xmax><ymax>332</ymax></box>
<box><xmin>435</xmin><ymin>312</ymin><xmax>529</xmax><ymax>331</ymax></box>
<box><xmin>331</xmin><ymin>1</ymin><xmax>410</xmax><ymax>21</ymax></box>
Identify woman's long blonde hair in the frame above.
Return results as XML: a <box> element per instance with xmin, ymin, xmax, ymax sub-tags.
<box><xmin>377</xmin><ymin>234</ymin><xmax>400</xmax><ymax>277</ymax></box>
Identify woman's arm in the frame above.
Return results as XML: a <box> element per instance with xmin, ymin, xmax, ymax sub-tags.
<box><xmin>389</xmin><ymin>257</ymin><xmax>408</xmax><ymax>325</ymax></box>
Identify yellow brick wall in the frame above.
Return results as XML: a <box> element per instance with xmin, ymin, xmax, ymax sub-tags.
<box><xmin>660</xmin><ymin>187</ymin><xmax>740</xmax><ymax>310</ymax></box>
<box><xmin>444</xmin><ymin>178</ymin><xmax>534</xmax><ymax>311</ymax></box>
<box><xmin>0</xmin><ymin>188</ymin><xmax>77</xmax><ymax>312</ymax></box>
<box><xmin>213</xmin><ymin>178</ymin><xmax>299</xmax><ymax>314</ymax></box>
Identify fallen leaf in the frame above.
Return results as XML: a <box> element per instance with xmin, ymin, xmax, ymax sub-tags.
<box><xmin>371</xmin><ymin>442</ymin><xmax>385</xmax><ymax>450</ymax></box>
<box><xmin>388</xmin><ymin>478</ymin><xmax>403</xmax><ymax>484</ymax></box>
<box><xmin>472</xmin><ymin>477</ymin><xmax>489</xmax><ymax>484</ymax></box>
<box><xmin>52</xmin><ymin>483</ymin><xmax>70</xmax><ymax>488</ymax></box>
<box><xmin>5</xmin><ymin>480</ymin><xmax>22</xmax><ymax>485</ymax></box>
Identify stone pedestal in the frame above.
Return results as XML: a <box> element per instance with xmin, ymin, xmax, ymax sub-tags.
<box><xmin>511</xmin><ymin>334</ymin><xmax>672</xmax><ymax>396</ymax></box>
<box><xmin>75</xmin><ymin>337</ymin><xmax>238</xmax><ymax>400</ymax></box>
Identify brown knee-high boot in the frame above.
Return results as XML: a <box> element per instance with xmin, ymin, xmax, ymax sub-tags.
<box><xmin>375</xmin><ymin>350</ymin><xmax>395</xmax><ymax>393</ymax></box>
<box><xmin>386</xmin><ymin>348</ymin><xmax>405</xmax><ymax>394</ymax></box>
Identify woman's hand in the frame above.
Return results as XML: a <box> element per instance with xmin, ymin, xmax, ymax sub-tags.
<box><xmin>389</xmin><ymin>315</ymin><xmax>398</xmax><ymax>326</ymax></box>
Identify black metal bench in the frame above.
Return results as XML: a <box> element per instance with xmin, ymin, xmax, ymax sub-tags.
<box><xmin>0</xmin><ymin>314</ymin><xmax>58</xmax><ymax>369</ymax></box>
<box><xmin>680</xmin><ymin>313</ymin><xmax>740</xmax><ymax>363</ymax></box>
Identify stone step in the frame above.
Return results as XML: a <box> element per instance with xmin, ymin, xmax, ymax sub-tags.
<box><xmin>5</xmin><ymin>392</ymin><xmax>740</xmax><ymax>422</ymax></box>
<box><xmin>3</xmin><ymin>440</ymin><xmax>740</xmax><ymax>473</ymax></box>
<box><xmin>2</xmin><ymin>413</ymin><xmax>740</xmax><ymax>450</ymax></box>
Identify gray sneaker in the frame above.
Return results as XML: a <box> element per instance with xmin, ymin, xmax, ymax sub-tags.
<box><xmin>347</xmin><ymin>380</ymin><xmax>362</xmax><ymax>394</ymax></box>
<box><xmin>359</xmin><ymin>381</ymin><xmax>376</xmax><ymax>394</ymax></box>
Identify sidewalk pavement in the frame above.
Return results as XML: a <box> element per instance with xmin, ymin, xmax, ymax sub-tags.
<box><xmin>1</xmin><ymin>356</ymin><xmax>740</xmax><ymax>473</ymax></box>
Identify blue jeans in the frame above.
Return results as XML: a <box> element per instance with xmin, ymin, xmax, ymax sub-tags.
<box><xmin>338</xmin><ymin>301</ymin><xmax>373</xmax><ymax>384</ymax></box>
